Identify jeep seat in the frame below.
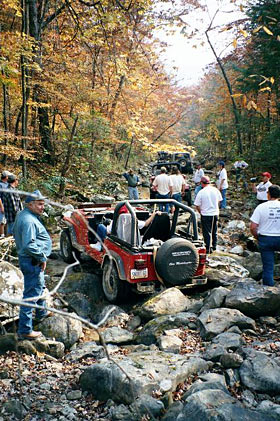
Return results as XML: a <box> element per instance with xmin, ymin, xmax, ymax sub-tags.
<box><xmin>116</xmin><ymin>214</ymin><xmax>141</xmax><ymax>246</ymax></box>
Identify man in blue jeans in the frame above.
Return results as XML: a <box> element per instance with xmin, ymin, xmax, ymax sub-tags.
<box><xmin>13</xmin><ymin>190</ymin><xmax>52</xmax><ymax>339</ymax></box>
<box><xmin>250</xmin><ymin>185</ymin><xmax>280</xmax><ymax>286</ymax></box>
<box><xmin>122</xmin><ymin>169</ymin><xmax>139</xmax><ymax>200</ymax></box>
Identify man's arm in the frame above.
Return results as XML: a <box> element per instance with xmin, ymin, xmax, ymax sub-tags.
<box><xmin>195</xmin><ymin>205</ymin><xmax>201</xmax><ymax>214</ymax></box>
<box><xmin>250</xmin><ymin>221</ymin><xmax>259</xmax><ymax>239</ymax></box>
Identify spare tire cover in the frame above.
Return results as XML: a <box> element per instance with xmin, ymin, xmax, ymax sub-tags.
<box><xmin>155</xmin><ymin>238</ymin><xmax>199</xmax><ymax>286</ymax></box>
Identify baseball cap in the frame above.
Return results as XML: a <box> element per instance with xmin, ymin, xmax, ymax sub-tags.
<box><xmin>7</xmin><ymin>174</ymin><xmax>17</xmax><ymax>183</ymax></box>
<box><xmin>218</xmin><ymin>160</ymin><xmax>225</xmax><ymax>166</ymax></box>
<box><xmin>25</xmin><ymin>190</ymin><xmax>46</xmax><ymax>203</ymax></box>
<box><xmin>262</xmin><ymin>172</ymin><xmax>271</xmax><ymax>179</ymax></box>
<box><xmin>1</xmin><ymin>170</ymin><xmax>12</xmax><ymax>178</ymax></box>
<box><xmin>201</xmin><ymin>176</ymin><xmax>210</xmax><ymax>184</ymax></box>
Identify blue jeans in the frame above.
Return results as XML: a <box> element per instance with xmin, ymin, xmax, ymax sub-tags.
<box><xmin>172</xmin><ymin>193</ymin><xmax>182</xmax><ymax>203</ymax></box>
<box><xmin>194</xmin><ymin>185</ymin><xmax>202</xmax><ymax>200</ymax></box>
<box><xmin>156</xmin><ymin>193</ymin><xmax>170</xmax><ymax>213</ymax></box>
<box><xmin>220</xmin><ymin>189</ymin><xmax>227</xmax><ymax>209</ymax></box>
<box><xmin>97</xmin><ymin>224</ymin><xmax>107</xmax><ymax>242</ymax></box>
<box><xmin>258</xmin><ymin>235</ymin><xmax>280</xmax><ymax>286</ymax></box>
<box><xmin>7</xmin><ymin>222</ymin><xmax>14</xmax><ymax>235</ymax></box>
<box><xmin>18</xmin><ymin>257</ymin><xmax>47</xmax><ymax>334</ymax></box>
<box><xmin>128</xmin><ymin>186</ymin><xmax>139</xmax><ymax>200</ymax></box>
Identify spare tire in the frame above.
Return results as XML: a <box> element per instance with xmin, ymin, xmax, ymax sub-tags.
<box><xmin>155</xmin><ymin>238</ymin><xmax>199</xmax><ymax>286</ymax></box>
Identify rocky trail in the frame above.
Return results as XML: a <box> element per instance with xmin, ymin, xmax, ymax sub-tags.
<box><xmin>1</xmin><ymin>186</ymin><xmax>280</xmax><ymax>420</ymax></box>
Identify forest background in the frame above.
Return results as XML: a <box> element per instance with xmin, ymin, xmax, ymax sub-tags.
<box><xmin>1</xmin><ymin>0</ymin><xmax>280</xmax><ymax>199</ymax></box>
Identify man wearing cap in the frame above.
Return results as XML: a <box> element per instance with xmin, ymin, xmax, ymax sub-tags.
<box><xmin>0</xmin><ymin>171</ymin><xmax>11</xmax><ymax>237</ymax></box>
<box><xmin>153</xmin><ymin>166</ymin><xmax>173</xmax><ymax>213</ymax></box>
<box><xmin>194</xmin><ymin>176</ymin><xmax>222</xmax><ymax>254</ymax></box>
<box><xmin>216</xmin><ymin>161</ymin><xmax>228</xmax><ymax>209</ymax></box>
<box><xmin>250</xmin><ymin>185</ymin><xmax>280</xmax><ymax>286</ymax></box>
<box><xmin>252</xmin><ymin>172</ymin><xmax>272</xmax><ymax>205</ymax></box>
<box><xmin>122</xmin><ymin>169</ymin><xmax>140</xmax><ymax>200</ymax></box>
<box><xmin>2</xmin><ymin>174</ymin><xmax>23</xmax><ymax>235</ymax></box>
<box><xmin>193</xmin><ymin>162</ymin><xmax>205</xmax><ymax>200</ymax></box>
<box><xmin>13</xmin><ymin>190</ymin><xmax>52</xmax><ymax>340</ymax></box>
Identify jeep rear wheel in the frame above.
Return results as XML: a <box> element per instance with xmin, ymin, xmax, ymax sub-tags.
<box><xmin>102</xmin><ymin>260</ymin><xmax>128</xmax><ymax>303</ymax></box>
<box><xmin>178</xmin><ymin>158</ymin><xmax>187</xmax><ymax>168</ymax></box>
<box><xmin>60</xmin><ymin>230</ymin><xmax>80</xmax><ymax>263</ymax></box>
<box><xmin>155</xmin><ymin>238</ymin><xmax>199</xmax><ymax>286</ymax></box>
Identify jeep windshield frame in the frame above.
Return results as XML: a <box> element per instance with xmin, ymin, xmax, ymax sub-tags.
<box><xmin>110</xmin><ymin>199</ymin><xmax>198</xmax><ymax>248</ymax></box>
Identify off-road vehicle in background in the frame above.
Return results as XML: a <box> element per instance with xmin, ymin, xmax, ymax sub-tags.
<box><xmin>60</xmin><ymin>199</ymin><xmax>207</xmax><ymax>303</ymax></box>
<box><xmin>152</xmin><ymin>151</ymin><xmax>194</xmax><ymax>175</ymax></box>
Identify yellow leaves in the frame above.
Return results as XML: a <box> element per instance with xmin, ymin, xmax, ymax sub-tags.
<box><xmin>231</xmin><ymin>94</ymin><xmax>243</xmax><ymax>98</ymax></box>
<box><xmin>239</xmin><ymin>28</ymin><xmax>249</xmax><ymax>38</ymax></box>
<box><xmin>252</xmin><ymin>26</ymin><xmax>262</xmax><ymax>34</ymax></box>
<box><xmin>263</xmin><ymin>26</ymin><xmax>273</xmax><ymax>36</ymax></box>
<box><xmin>259</xmin><ymin>86</ymin><xmax>271</xmax><ymax>92</ymax></box>
<box><xmin>247</xmin><ymin>100</ymin><xmax>258</xmax><ymax>111</ymax></box>
<box><xmin>232</xmin><ymin>39</ymin><xmax>237</xmax><ymax>49</ymax></box>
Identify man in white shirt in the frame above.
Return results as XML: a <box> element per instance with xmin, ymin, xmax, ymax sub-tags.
<box><xmin>252</xmin><ymin>172</ymin><xmax>272</xmax><ymax>205</ymax></box>
<box><xmin>250</xmin><ymin>184</ymin><xmax>280</xmax><ymax>286</ymax></box>
<box><xmin>193</xmin><ymin>163</ymin><xmax>205</xmax><ymax>200</ymax></box>
<box><xmin>153</xmin><ymin>166</ymin><xmax>173</xmax><ymax>213</ymax></box>
<box><xmin>194</xmin><ymin>176</ymin><xmax>222</xmax><ymax>254</ymax></box>
<box><xmin>234</xmin><ymin>159</ymin><xmax>248</xmax><ymax>189</ymax></box>
<box><xmin>216</xmin><ymin>161</ymin><xmax>228</xmax><ymax>209</ymax></box>
<box><xmin>170</xmin><ymin>166</ymin><xmax>185</xmax><ymax>211</ymax></box>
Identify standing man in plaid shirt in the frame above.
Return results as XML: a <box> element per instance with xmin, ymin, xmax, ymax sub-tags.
<box><xmin>2</xmin><ymin>174</ymin><xmax>23</xmax><ymax>235</ymax></box>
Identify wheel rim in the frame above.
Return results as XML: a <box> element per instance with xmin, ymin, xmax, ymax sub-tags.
<box><xmin>61</xmin><ymin>234</ymin><xmax>71</xmax><ymax>258</ymax></box>
<box><xmin>103</xmin><ymin>263</ymin><xmax>117</xmax><ymax>300</ymax></box>
<box><xmin>180</xmin><ymin>160</ymin><xmax>187</xmax><ymax>167</ymax></box>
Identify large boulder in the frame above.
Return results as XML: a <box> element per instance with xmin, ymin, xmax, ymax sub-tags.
<box><xmin>225</xmin><ymin>279</ymin><xmax>280</xmax><ymax>317</ymax></box>
<box><xmin>203</xmin><ymin>332</ymin><xmax>244</xmax><ymax>362</ymax></box>
<box><xmin>135</xmin><ymin>288</ymin><xmax>190</xmax><ymax>320</ymax></box>
<box><xmin>239</xmin><ymin>350</ymin><xmax>280</xmax><ymax>394</ymax></box>
<box><xmin>135</xmin><ymin>312</ymin><xmax>198</xmax><ymax>345</ymax></box>
<box><xmin>0</xmin><ymin>261</ymin><xmax>23</xmax><ymax>318</ymax></box>
<box><xmin>200</xmin><ymin>287</ymin><xmax>230</xmax><ymax>313</ymax></box>
<box><xmin>198</xmin><ymin>308</ymin><xmax>256</xmax><ymax>340</ymax></box>
<box><xmin>38</xmin><ymin>313</ymin><xmax>83</xmax><ymax>348</ymax></box>
<box><xmin>79</xmin><ymin>350</ymin><xmax>209</xmax><ymax>404</ymax></box>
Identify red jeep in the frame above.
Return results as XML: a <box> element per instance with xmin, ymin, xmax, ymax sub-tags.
<box><xmin>60</xmin><ymin>199</ymin><xmax>207</xmax><ymax>303</ymax></box>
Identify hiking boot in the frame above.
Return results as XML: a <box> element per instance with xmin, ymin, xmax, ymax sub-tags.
<box><xmin>18</xmin><ymin>331</ymin><xmax>42</xmax><ymax>340</ymax></box>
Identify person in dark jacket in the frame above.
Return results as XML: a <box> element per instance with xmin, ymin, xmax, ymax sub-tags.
<box><xmin>2</xmin><ymin>174</ymin><xmax>23</xmax><ymax>235</ymax></box>
<box><xmin>123</xmin><ymin>169</ymin><xmax>140</xmax><ymax>200</ymax></box>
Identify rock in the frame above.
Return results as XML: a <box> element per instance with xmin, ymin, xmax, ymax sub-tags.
<box><xmin>79</xmin><ymin>350</ymin><xmax>209</xmax><ymax>404</ymax></box>
<box><xmin>126</xmin><ymin>315</ymin><xmax>142</xmax><ymax>331</ymax></box>
<box><xmin>135</xmin><ymin>312</ymin><xmax>198</xmax><ymax>345</ymax></box>
<box><xmin>161</xmin><ymin>401</ymin><xmax>184</xmax><ymax>421</ymax></box>
<box><xmin>225</xmin><ymin>368</ymin><xmax>240</xmax><ymax>388</ymax></box>
<box><xmin>225</xmin><ymin>220</ymin><xmax>246</xmax><ymax>231</ymax></box>
<box><xmin>182</xmin><ymin>378</ymin><xmax>229</xmax><ymax>400</ymax></box>
<box><xmin>241</xmin><ymin>252</ymin><xmax>263</xmax><ymax>279</ymax></box>
<box><xmin>130</xmin><ymin>394</ymin><xmax>164</xmax><ymax>419</ymax></box>
<box><xmin>198</xmin><ymin>308</ymin><xmax>256</xmax><ymax>340</ymax></box>
<box><xmin>259</xmin><ymin>316</ymin><xmax>278</xmax><ymax>325</ymax></box>
<box><xmin>200</xmin><ymin>287</ymin><xmax>230</xmax><ymax>312</ymax></box>
<box><xmin>67</xmin><ymin>292</ymin><xmax>92</xmax><ymax>319</ymax></box>
<box><xmin>0</xmin><ymin>261</ymin><xmax>23</xmax><ymax>317</ymax></box>
<box><xmin>225</xmin><ymin>279</ymin><xmax>280</xmax><ymax>317</ymax></box>
<box><xmin>176</xmin><ymin>389</ymin><xmax>276</xmax><ymax>421</ymax></box>
<box><xmin>39</xmin><ymin>313</ymin><xmax>83</xmax><ymax>348</ymax></box>
<box><xmin>220</xmin><ymin>352</ymin><xmax>243</xmax><ymax>368</ymax></box>
<box><xmin>110</xmin><ymin>404</ymin><xmax>134</xmax><ymax>421</ymax></box>
<box><xmin>204</xmin><ymin>332</ymin><xmax>244</xmax><ymax>361</ymax></box>
<box><xmin>2</xmin><ymin>399</ymin><xmax>27</xmax><ymax>419</ymax></box>
<box><xmin>158</xmin><ymin>334</ymin><xmax>183</xmax><ymax>353</ymax></box>
<box><xmin>241</xmin><ymin>389</ymin><xmax>257</xmax><ymax>407</ymax></box>
<box><xmin>91</xmin><ymin>194</ymin><xmax>115</xmax><ymax>204</ymax></box>
<box><xmin>97</xmin><ymin>305</ymin><xmax>130</xmax><ymax>327</ymax></box>
<box><xmin>135</xmin><ymin>288</ymin><xmax>190</xmax><ymax>320</ymax></box>
<box><xmin>239</xmin><ymin>350</ymin><xmax>280</xmax><ymax>394</ymax></box>
<box><xmin>103</xmin><ymin>327</ymin><xmax>134</xmax><ymax>344</ymax></box>
<box><xmin>230</xmin><ymin>245</ymin><xmax>244</xmax><ymax>255</ymax></box>
<box><xmin>206</xmin><ymin>255</ymin><xmax>249</xmax><ymax>279</ymax></box>
<box><xmin>0</xmin><ymin>333</ymin><xmax>17</xmax><ymax>354</ymax></box>
<box><xmin>257</xmin><ymin>400</ymin><xmax>280</xmax><ymax>417</ymax></box>
<box><xmin>67</xmin><ymin>390</ymin><xmax>82</xmax><ymax>400</ymax></box>
<box><xmin>65</xmin><ymin>341</ymin><xmax>105</xmax><ymax>361</ymax></box>
<box><xmin>60</xmin><ymin>273</ymin><xmax>104</xmax><ymax>304</ymax></box>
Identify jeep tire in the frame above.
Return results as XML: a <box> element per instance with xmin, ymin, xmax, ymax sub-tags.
<box><xmin>102</xmin><ymin>260</ymin><xmax>129</xmax><ymax>303</ymax></box>
<box><xmin>155</xmin><ymin>237</ymin><xmax>199</xmax><ymax>286</ymax></box>
<box><xmin>60</xmin><ymin>230</ymin><xmax>80</xmax><ymax>263</ymax></box>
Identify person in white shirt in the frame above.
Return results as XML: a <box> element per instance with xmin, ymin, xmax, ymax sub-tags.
<box><xmin>233</xmin><ymin>159</ymin><xmax>248</xmax><ymax>189</ymax></box>
<box><xmin>169</xmin><ymin>166</ymin><xmax>185</xmax><ymax>212</ymax></box>
<box><xmin>250</xmin><ymin>184</ymin><xmax>280</xmax><ymax>286</ymax></box>
<box><xmin>153</xmin><ymin>166</ymin><xmax>173</xmax><ymax>213</ymax></box>
<box><xmin>194</xmin><ymin>176</ymin><xmax>222</xmax><ymax>254</ymax></box>
<box><xmin>216</xmin><ymin>160</ymin><xmax>228</xmax><ymax>209</ymax></box>
<box><xmin>252</xmin><ymin>172</ymin><xmax>272</xmax><ymax>205</ymax></box>
<box><xmin>193</xmin><ymin>162</ymin><xmax>205</xmax><ymax>200</ymax></box>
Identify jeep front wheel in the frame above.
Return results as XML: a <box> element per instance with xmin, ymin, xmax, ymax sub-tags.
<box><xmin>102</xmin><ymin>260</ymin><xmax>128</xmax><ymax>303</ymax></box>
<box><xmin>60</xmin><ymin>230</ymin><xmax>80</xmax><ymax>263</ymax></box>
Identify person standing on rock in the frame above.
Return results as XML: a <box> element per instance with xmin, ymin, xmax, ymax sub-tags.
<box><xmin>169</xmin><ymin>166</ymin><xmax>185</xmax><ymax>212</ymax></box>
<box><xmin>216</xmin><ymin>161</ymin><xmax>228</xmax><ymax>209</ymax></box>
<box><xmin>194</xmin><ymin>176</ymin><xmax>222</xmax><ymax>254</ymax></box>
<box><xmin>152</xmin><ymin>166</ymin><xmax>173</xmax><ymax>213</ymax></box>
<box><xmin>13</xmin><ymin>190</ymin><xmax>52</xmax><ymax>340</ymax></box>
<box><xmin>193</xmin><ymin>162</ymin><xmax>204</xmax><ymax>200</ymax></box>
<box><xmin>122</xmin><ymin>169</ymin><xmax>140</xmax><ymax>200</ymax></box>
<box><xmin>0</xmin><ymin>170</ymin><xmax>11</xmax><ymax>237</ymax></box>
<box><xmin>252</xmin><ymin>172</ymin><xmax>272</xmax><ymax>206</ymax></box>
<box><xmin>250</xmin><ymin>184</ymin><xmax>280</xmax><ymax>287</ymax></box>
<box><xmin>2</xmin><ymin>174</ymin><xmax>23</xmax><ymax>235</ymax></box>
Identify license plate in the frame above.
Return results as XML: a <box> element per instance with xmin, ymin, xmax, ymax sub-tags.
<box><xmin>131</xmin><ymin>268</ymin><xmax>148</xmax><ymax>279</ymax></box>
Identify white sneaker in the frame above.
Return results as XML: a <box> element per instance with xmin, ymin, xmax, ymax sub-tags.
<box><xmin>0</xmin><ymin>234</ymin><xmax>5</xmax><ymax>238</ymax></box>
<box><xmin>90</xmin><ymin>242</ymin><xmax>102</xmax><ymax>251</ymax></box>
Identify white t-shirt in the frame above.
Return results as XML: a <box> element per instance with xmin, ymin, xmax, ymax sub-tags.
<box><xmin>217</xmin><ymin>168</ymin><xmax>228</xmax><ymax>190</ymax></box>
<box><xmin>193</xmin><ymin>168</ymin><xmax>204</xmax><ymax>184</ymax></box>
<box><xmin>234</xmin><ymin>160</ymin><xmax>248</xmax><ymax>169</ymax></box>
<box><xmin>153</xmin><ymin>174</ymin><xmax>173</xmax><ymax>195</ymax></box>
<box><xmin>256</xmin><ymin>181</ymin><xmax>272</xmax><ymax>201</ymax></box>
<box><xmin>250</xmin><ymin>200</ymin><xmax>280</xmax><ymax>236</ymax></box>
<box><xmin>194</xmin><ymin>185</ymin><xmax>223</xmax><ymax>216</ymax></box>
<box><xmin>169</xmin><ymin>174</ymin><xmax>185</xmax><ymax>194</ymax></box>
